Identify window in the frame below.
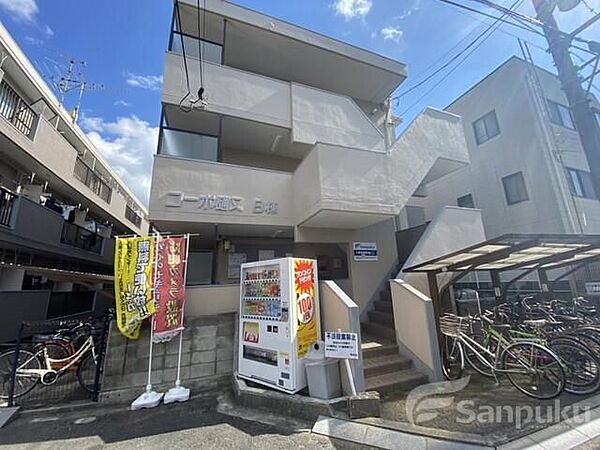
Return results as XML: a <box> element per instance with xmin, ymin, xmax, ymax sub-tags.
<box><xmin>547</xmin><ymin>99</ymin><xmax>575</xmax><ymax>130</ymax></box>
<box><xmin>566</xmin><ymin>168</ymin><xmax>596</xmax><ymax>199</ymax></box>
<box><xmin>502</xmin><ymin>172</ymin><xmax>529</xmax><ymax>205</ymax></box>
<box><xmin>159</xmin><ymin>128</ymin><xmax>219</xmax><ymax>162</ymax></box>
<box><xmin>472</xmin><ymin>110</ymin><xmax>500</xmax><ymax>145</ymax></box>
<box><xmin>170</xmin><ymin>32</ymin><xmax>223</xmax><ymax>65</ymax></box>
<box><xmin>457</xmin><ymin>194</ymin><xmax>475</xmax><ymax>208</ymax></box>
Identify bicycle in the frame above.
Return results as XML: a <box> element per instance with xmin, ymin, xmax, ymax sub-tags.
<box><xmin>0</xmin><ymin>322</ymin><xmax>99</xmax><ymax>400</ymax></box>
<box><xmin>441</xmin><ymin>313</ymin><xmax>567</xmax><ymax>399</ymax></box>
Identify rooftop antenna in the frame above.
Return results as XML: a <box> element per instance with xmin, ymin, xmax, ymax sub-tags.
<box><xmin>51</xmin><ymin>58</ymin><xmax>105</xmax><ymax>124</ymax></box>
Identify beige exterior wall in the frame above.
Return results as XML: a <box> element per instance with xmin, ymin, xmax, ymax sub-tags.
<box><xmin>184</xmin><ymin>284</ymin><xmax>240</xmax><ymax>317</ymax></box>
<box><xmin>149</xmin><ymin>155</ymin><xmax>294</xmax><ymax>227</ymax></box>
<box><xmin>0</xmin><ymin>22</ymin><xmax>148</xmax><ymax>236</ymax></box>
<box><xmin>0</xmin><ymin>115</ymin><xmax>147</xmax><ymax>235</ymax></box>
<box><xmin>290</xmin><ymin>83</ymin><xmax>385</xmax><ymax>152</ymax></box>
<box><xmin>423</xmin><ymin>57</ymin><xmax>600</xmax><ymax>237</ymax></box>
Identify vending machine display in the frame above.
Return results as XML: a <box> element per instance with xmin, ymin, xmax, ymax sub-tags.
<box><xmin>238</xmin><ymin>258</ymin><xmax>320</xmax><ymax>393</ymax></box>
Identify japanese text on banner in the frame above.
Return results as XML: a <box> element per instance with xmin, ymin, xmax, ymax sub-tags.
<box><xmin>114</xmin><ymin>236</ymin><xmax>156</xmax><ymax>339</ymax></box>
<box><xmin>153</xmin><ymin>236</ymin><xmax>188</xmax><ymax>342</ymax></box>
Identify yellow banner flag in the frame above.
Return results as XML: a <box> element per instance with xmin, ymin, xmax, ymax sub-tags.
<box><xmin>114</xmin><ymin>236</ymin><xmax>156</xmax><ymax>339</ymax></box>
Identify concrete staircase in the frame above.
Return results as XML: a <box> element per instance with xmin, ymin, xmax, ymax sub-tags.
<box><xmin>361</xmin><ymin>285</ymin><xmax>428</xmax><ymax>395</ymax></box>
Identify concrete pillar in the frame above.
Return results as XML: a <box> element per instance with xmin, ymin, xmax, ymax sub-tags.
<box><xmin>0</xmin><ymin>268</ymin><xmax>25</xmax><ymax>291</ymax></box>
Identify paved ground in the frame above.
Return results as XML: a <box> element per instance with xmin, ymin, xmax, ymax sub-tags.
<box><xmin>380</xmin><ymin>372</ymin><xmax>598</xmax><ymax>443</ymax></box>
<box><xmin>0</xmin><ymin>394</ymin><xmax>339</xmax><ymax>450</ymax></box>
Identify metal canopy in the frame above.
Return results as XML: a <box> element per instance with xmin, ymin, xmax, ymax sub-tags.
<box><xmin>403</xmin><ymin>234</ymin><xmax>600</xmax><ymax>274</ymax></box>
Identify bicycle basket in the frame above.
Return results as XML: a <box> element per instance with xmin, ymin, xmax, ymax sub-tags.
<box><xmin>439</xmin><ymin>314</ymin><xmax>469</xmax><ymax>337</ymax></box>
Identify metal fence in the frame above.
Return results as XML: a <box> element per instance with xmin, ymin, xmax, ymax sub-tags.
<box><xmin>61</xmin><ymin>221</ymin><xmax>104</xmax><ymax>254</ymax></box>
<box><xmin>0</xmin><ymin>80</ymin><xmax>37</xmax><ymax>138</ymax></box>
<box><xmin>3</xmin><ymin>311</ymin><xmax>111</xmax><ymax>408</ymax></box>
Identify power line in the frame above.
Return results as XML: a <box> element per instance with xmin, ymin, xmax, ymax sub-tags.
<box><xmin>399</xmin><ymin>0</ymin><xmax>523</xmax><ymax>115</ymax></box>
<box><xmin>438</xmin><ymin>0</ymin><xmax>542</xmax><ymax>35</ymax></box>
<box><xmin>394</xmin><ymin>0</ymin><xmax>522</xmax><ymax>101</ymax></box>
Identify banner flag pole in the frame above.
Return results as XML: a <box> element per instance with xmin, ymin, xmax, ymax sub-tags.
<box><xmin>131</xmin><ymin>232</ymin><xmax>164</xmax><ymax>410</ymax></box>
<box><xmin>164</xmin><ymin>233</ymin><xmax>191</xmax><ymax>404</ymax></box>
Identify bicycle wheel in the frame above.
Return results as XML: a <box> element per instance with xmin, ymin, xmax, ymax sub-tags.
<box><xmin>501</xmin><ymin>341</ymin><xmax>565</xmax><ymax>400</ymax></box>
<box><xmin>442</xmin><ymin>335</ymin><xmax>464</xmax><ymax>380</ymax></box>
<box><xmin>76</xmin><ymin>352</ymin><xmax>98</xmax><ymax>394</ymax></box>
<box><xmin>549</xmin><ymin>337</ymin><xmax>600</xmax><ymax>395</ymax></box>
<box><xmin>0</xmin><ymin>349</ymin><xmax>43</xmax><ymax>400</ymax></box>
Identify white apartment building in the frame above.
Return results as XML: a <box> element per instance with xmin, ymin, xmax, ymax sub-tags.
<box><xmin>148</xmin><ymin>0</ymin><xmax>470</xmax><ymax>320</ymax></box>
<box><xmin>0</xmin><ymin>23</ymin><xmax>149</xmax><ymax>327</ymax></box>
<box><xmin>415</xmin><ymin>56</ymin><xmax>600</xmax><ymax>238</ymax></box>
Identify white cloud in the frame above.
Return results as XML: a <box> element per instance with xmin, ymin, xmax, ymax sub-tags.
<box><xmin>81</xmin><ymin>115</ymin><xmax>158</xmax><ymax>206</ymax></box>
<box><xmin>0</xmin><ymin>0</ymin><xmax>38</xmax><ymax>22</ymax></box>
<box><xmin>41</xmin><ymin>24</ymin><xmax>53</xmax><ymax>38</ymax></box>
<box><xmin>125</xmin><ymin>73</ymin><xmax>163</xmax><ymax>91</ymax></box>
<box><xmin>381</xmin><ymin>26</ymin><xmax>403</xmax><ymax>43</ymax></box>
<box><xmin>332</xmin><ymin>0</ymin><xmax>372</xmax><ymax>20</ymax></box>
<box><xmin>114</xmin><ymin>100</ymin><xmax>132</xmax><ymax>107</ymax></box>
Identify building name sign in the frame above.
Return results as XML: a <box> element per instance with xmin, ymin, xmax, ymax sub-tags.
<box><xmin>165</xmin><ymin>191</ymin><xmax>278</xmax><ymax>215</ymax></box>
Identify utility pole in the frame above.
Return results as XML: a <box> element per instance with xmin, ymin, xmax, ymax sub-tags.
<box><xmin>532</xmin><ymin>0</ymin><xmax>600</xmax><ymax>198</ymax></box>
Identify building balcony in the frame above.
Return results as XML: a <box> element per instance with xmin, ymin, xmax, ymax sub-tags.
<box><xmin>162</xmin><ymin>53</ymin><xmax>386</xmax><ymax>153</ymax></box>
<box><xmin>149</xmin><ymin>107</ymin><xmax>470</xmax><ymax>232</ymax></box>
<box><xmin>0</xmin><ymin>187</ymin><xmax>113</xmax><ymax>265</ymax></box>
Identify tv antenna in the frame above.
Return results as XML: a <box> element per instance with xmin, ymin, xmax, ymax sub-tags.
<box><xmin>51</xmin><ymin>58</ymin><xmax>104</xmax><ymax>124</ymax></box>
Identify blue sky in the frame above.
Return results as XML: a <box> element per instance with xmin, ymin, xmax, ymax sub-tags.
<box><xmin>0</xmin><ymin>0</ymin><xmax>598</xmax><ymax>206</ymax></box>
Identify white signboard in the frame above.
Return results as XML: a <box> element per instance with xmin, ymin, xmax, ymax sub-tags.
<box><xmin>325</xmin><ymin>331</ymin><xmax>359</xmax><ymax>359</ymax></box>
<box><xmin>228</xmin><ymin>253</ymin><xmax>247</xmax><ymax>279</ymax></box>
<box><xmin>353</xmin><ymin>242</ymin><xmax>378</xmax><ymax>261</ymax></box>
<box><xmin>586</xmin><ymin>282</ymin><xmax>600</xmax><ymax>295</ymax></box>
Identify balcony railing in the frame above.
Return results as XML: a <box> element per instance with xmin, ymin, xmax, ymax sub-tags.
<box><xmin>0</xmin><ymin>186</ymin><xmax>17</xmax><ymax>227</ymax></box>
<box><xmin>61</xmin><ymin>221</ymin><xmax>104</xmax><ymax>254</ymax></box>
<box><xmin>125</xmin><ymin>204</ymin><xmax>142</xmax><ymax>228</ymax></box>
<box><xmin>73</xmin><ymin>157</ymin><xmax>112</xmax><ymax>203</ymax></box>
<box><xmin>0</xmin><ymin>80</ymin><xmax>37</xmax><ymax>138</ymax></box>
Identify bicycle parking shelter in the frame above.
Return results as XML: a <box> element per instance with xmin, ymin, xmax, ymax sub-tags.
<box><xmin>403</xmin><ymin>233</ymin><xmax>600</xmax><ymax>329</ymax></box>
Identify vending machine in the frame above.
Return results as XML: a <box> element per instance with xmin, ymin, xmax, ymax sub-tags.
<box><xmin>238</xmin><ymin>258</ymin><xmax>320</xmax><ymax>393</ymax></box>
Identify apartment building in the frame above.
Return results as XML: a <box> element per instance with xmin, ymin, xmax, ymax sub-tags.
<box><xmin>413</xmin><ymin>56</ymin><xmax>600</xmax><ymax>238</ymax></box>
<box><xmin>148</xmin><ymin>0</ymin><xmax>470</xmax><ymax>317</ymax></box>
<box><xmin>0</xmin><ymin>23</ymin><xmax>149</xmax><ymax>322</ymax></box>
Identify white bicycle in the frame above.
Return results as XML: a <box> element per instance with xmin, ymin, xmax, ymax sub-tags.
<box><xmin>0</xmin><ymin>322</ymin><xmax>99</xmax><ymax>399</ymax></box>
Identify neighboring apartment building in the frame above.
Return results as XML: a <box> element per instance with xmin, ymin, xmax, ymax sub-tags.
<box><xmin>0</xmin><ymin>23</ymin><xmax>149</xmax><ymax>320</ymax></box>
<box><xmin>148</xmin><ymin>0</ymin><xmax>470</xmax><ymax>316</ymax></box>
<box><xmin>413</xmin><ymin>56</ymin><xmax>600</xmax><ymax>238</ymax></box>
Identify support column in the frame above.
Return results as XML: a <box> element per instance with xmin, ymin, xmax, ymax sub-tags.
<box><xmin>491</xmin><ymin>270</ymin><xmax>502</xmax><ymax>305</ymax></box>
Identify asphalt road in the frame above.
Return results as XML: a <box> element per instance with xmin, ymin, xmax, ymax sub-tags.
<box><xmin>0</xmin><ymin>394</ymin><xmax>339</xmax><ymax>450</ymax></box>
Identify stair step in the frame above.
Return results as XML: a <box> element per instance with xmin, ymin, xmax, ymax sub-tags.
<box><xmin>363</xmin><ymin>354</ymin><xmax>412</xmax><ymax>377</ymax></box>
<box><xmin>365</xmin><ymin>369</ymin><xmax>428</xmax><ymax>395</ymax></box>
<box><xmin>380</xmin><ymin>289</ymin><xmax>392</xmax><ymax>302</ymax></box>
<box><xmin>361</xmin><ymin>321</ymin><xmax>396</xmax><ymax>341</ymax></box>
<box><xmin>373</xmin><ymin>300</ymin><xmax>392</xmax><ymax>313</ymax></box>
<box><xmin>367</xmin><ymin>310</ymin><xmax>394</xmax><ymax>326</ymax></box>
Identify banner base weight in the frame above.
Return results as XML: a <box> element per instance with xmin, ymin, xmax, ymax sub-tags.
<box><xmin>131</xmin><ymin>390</ymin><xmax>164</xmax><ymax>410</ymax></box>
<box><xmin>163</xmin><ymin>385</ymin><xmax>190</xmax><ymax>404</ymax></box>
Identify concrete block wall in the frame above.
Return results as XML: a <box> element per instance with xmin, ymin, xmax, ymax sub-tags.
<box><xmin>101</xmin><ymin>313</ymin><xmax>235</xmax><ymax>400</ymax></box>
